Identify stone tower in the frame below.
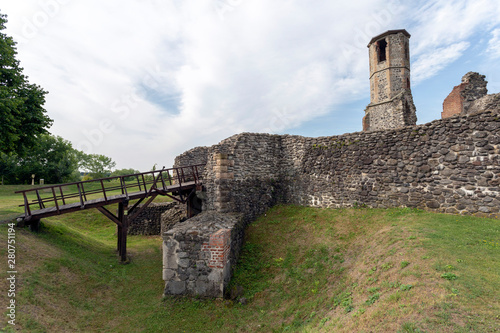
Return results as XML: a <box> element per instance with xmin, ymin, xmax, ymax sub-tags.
<box><xmin>363</xmin><ymin>29</ymin><xmax>417</xmax><ymax>131</ymax></box>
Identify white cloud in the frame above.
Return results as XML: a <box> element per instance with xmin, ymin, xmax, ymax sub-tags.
<box><xmin>412</xmin><ymin>42</ymin><xmax>470</xmax><ymax>84</ymax></box>
<box><xmin>405</xmin><ymin>0</ymin><xmax>500</xmax><ymax>86</ymax></box>
<box><xmin>1</xmin><ymin>0</ymin><xmax>500</xmax><ymax>170</ymax></box>
<box><xmin>487</xmin><ymin>28</ymin><xmax>500</xmax><ymax>59</ymax></box>
<box><xmin>409</xmin><ymin>0</ymin><xmax>500</xmax><ymax>56</ymax></box>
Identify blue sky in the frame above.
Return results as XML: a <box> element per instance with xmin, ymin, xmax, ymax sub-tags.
<box><xmin>2</xmin><ymin>0</ymin><xmax>500</xmax><ymax>170</ymax></box>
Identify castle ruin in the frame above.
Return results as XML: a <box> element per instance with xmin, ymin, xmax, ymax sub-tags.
<box><xmin>162</xmin><ymin>30</ymin><xmax>500</xmax><ymax>298</ymax></box>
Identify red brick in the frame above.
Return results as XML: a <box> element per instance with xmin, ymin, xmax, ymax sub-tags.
<box><xmin>442</xmin><ymin>83</ymin><xmax>467</xmax><ymax>118</ymax></box>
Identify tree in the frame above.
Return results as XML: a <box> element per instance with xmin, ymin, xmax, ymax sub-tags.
<box><xmin>111</xmin><ymin>168</ymin><xmax>140</xmax><ymax>181</ymax></box>
<box><xmin>0</xmin><ymin>12</ymin><xmax>52</xmax><ymax>156</ymax></box>
<box><xmin>0</xmin><ymin>134</ymin><xmax>80</xmax><ymax>184</ymax></box>
<box><xmin>78</xmin><ymin>152</ymin><xmax>116</xmax><ymax>179</ymax></box>
<box><xmin>0</xmin><ymin>152</ymin><xmax>16</xmax><ymax>185</ymax></box>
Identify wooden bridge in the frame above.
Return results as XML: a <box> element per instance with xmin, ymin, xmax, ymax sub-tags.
<box><xmin>15</xmin><ymin>164</ymin><xmax>204</xmax><ymax>262</ymax></box>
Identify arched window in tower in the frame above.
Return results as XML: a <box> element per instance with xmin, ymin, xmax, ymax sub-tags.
<box><xmin>377</xmin><ymin>39</ymin><xmax>387</xmax><ymax>62</ymax></box>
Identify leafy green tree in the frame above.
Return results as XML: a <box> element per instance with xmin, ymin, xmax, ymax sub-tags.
<box><xmin>111</xmin><ymin>168</ymin><xmax>140</xmax><ymax>181</ymax></box>
<box><xmin>78</xmin><ymin>152</ymin><xmax>116</xmax><ymax>179</ymax></box>
<box><xmin>0</xmin><ymin>152</ymin><xmax>17</xmax><ymax>185</ymax></box>
<box><xmin>1</xmin><ymin>134</ymin><xmax>80</xmax><ymax>184</ymax></box>
<box><xmin>0</xmin><ymin>12</ymin><xmax>52</xmax><ymax>155</ymax></box>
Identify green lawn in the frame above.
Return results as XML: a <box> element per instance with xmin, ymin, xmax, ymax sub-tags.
<box><xmin>0</xmin><ymin>185</ymin><xmax>31</xmax><ymax>221</ymax></box>
<box><xmin>0</xmin><ymin>186</ymin><xmax>499</xmax><ymax>332</ymax></box>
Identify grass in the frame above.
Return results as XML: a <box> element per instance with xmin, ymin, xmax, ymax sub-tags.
<box><xmin>0</xmin><ymin>185</ymin><xmax>33</xmax><ymax>221</ymax></box>
<box><xmin>0</xmin><ymin>187</ymin><xmax>499</xmax><ymax>332</ymax></box>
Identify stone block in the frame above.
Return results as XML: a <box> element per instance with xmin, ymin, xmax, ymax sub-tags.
<box><xmin>166</xmin><ymin>281</ymin><xmax>186</xmax><ymax>295</ymax></box>
<box><xmin>426</xmin><ymin>200</ymin><xmax>440</xmax><ymax>209</ymax></box>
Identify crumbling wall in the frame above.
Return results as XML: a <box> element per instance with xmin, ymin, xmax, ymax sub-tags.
<box><xmin>173</xmin><ymin>146</ymin><xmax>209</xmax><ymax>180</ymax></box>
<box><xmin>468</xmin><ymin>93</ymin><xmax>500</xmax><ymax>115</ymax></box>
<box><xmin>461</xmin><ymin>72</ymin><xmax>488</xmax><ymax>113</ymax></box>
<box><xmin>442</xmin><ymin>72</ymin><xmax>489</xmax><ymax>118</ymax></box>
<box><xmin>180</xmin><ymin>109</ymin><xmax>499</xmax><ymax>218</ymax></box>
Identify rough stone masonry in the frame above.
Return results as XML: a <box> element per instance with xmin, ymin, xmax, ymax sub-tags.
<box><xmin>163</xmin><ymin>107</ymin><xmax>499</xmax><ymax>298</ymax></box>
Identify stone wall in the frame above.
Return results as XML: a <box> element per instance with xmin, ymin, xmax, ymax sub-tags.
<box><xmin>128</xmin><ymin>202</ymin><xmax>185</xmax><ymax>235</ymax></box>
<box><xmin>173</xmin><ymin>146</ymin><xmax>209</xmax><ymax>181</ymax></box>
<box><xmin>461</xmin><ymin>72</ymin><xmax>488</xmax><ymax>113</ymax></box>
<box><xmin>163</xmin><ymin>212</ymin><xmax>245</xmax><ymax>297</ymax></box>
<box><xmin>283</xmin><ymin>110</ymin><xmax>499</xmax><ymax>217</ymax></box>
<box><xmin>364</xmin><ymin>91</ymin><xmax>417</xmax><ymax>131</ymax></box>
<box><xmin>176</xmin><ymin>109</ymin><xmax>500</xmax><ymax>218</ymax></box>
<box><xmin>468</xmin><ymin>93</ymin><xmax>500</xmax><ymax>115</ymax></box>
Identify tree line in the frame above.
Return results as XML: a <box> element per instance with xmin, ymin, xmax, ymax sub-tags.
<box><xmin>0</xmin><ymin>134</ymin><xmax>135</xmax><ymax>185</ymax></box>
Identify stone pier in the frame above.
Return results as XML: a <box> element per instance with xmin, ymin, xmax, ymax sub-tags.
<box><xmin>162</xmin><ymin>212</ymin><xmax>245</xmax><ymax>298</ymax></box>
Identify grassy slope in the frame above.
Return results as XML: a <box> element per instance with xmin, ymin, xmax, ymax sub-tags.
<box><xmin>0</xmin><ymin>194</ymin><xmax>499</xmax><ymax>332</ymax></box>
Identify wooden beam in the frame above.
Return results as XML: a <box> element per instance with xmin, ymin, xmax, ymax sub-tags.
<box><xmin>96</xmin><ymin>206</ymin><xmax>122</xmax><ymax>227</ymax></box>
<box><xmin>117</xmin><ymin>201</ymin><xmax>129</xmax><ymax>262</ymax></box>
<box><xmin>128</xmin><ymin>193</ymin><xmax>158</xmax><ymax>222</ymax></box>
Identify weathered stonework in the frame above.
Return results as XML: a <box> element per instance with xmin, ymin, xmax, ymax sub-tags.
<box><xmin>442</xmin><ymin>72</ymin><xmax>488</xmax><ymax>118</ymax></box>
<box><xmin>364</xmin><ymin>30</ymin><xmax>417</xmax><ymax>131</ymax></box>
<box><xmin>468</xmin><ymin>93</ymin><xmax>500</xmax><ymax>115</ymax></box>
<box><xmin>162</xmin><ymin>212</ymin><xmax>245</xmax><ymax>298</ymax></box>
<box><xmin>173</xmin><ymin>146</ymin><xmax>208</xmax><ymax>182</ymax></box>
<box><xmin>128</xmin><ymin>202</ymin><xmax>184</xmax><ymax>235</ymax></box>
<box><xmin>160</xmin><ymin>203</ymin><xmax>186</xmax><ymax>235</ymax></box>
<box><xmin>161</xmin><ymin>31</ymin><xmax>499</xmax><ymax>298</ymax></box>
<box><xmin>177</xmin><ymin>109</ymin><xmax>500</xmax><ymax>218</ymax></box>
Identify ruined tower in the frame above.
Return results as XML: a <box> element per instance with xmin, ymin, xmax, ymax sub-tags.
<box><xmin>363</xmin><ymin>29</ymin><xmax>417</xmax><ymax>131</ymax></box>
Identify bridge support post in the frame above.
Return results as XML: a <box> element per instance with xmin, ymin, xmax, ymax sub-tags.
<box><xmin>117</xmin><ymin>201</ymin><xmax>129</xmax><ymax>262</ymax></box>
<box><xmin>29</xmin><ymin>219</ymin><xmax>41</xmax><ymax>232</ymax></box>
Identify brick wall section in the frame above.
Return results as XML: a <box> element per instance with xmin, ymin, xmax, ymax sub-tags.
<box><xmin>203</xmin><ymin>229</ymin><xmax>231</xmax><ymax>269</ymax></box>
<box><xmin>442</xmin><ymin>83</ymin><xmax>466</xmax><ymax>118</ymax></box>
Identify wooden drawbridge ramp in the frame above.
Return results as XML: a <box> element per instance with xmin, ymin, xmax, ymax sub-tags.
<box><xmin>15</xmin><ymin>165</ymin><xmax>204</xmax><ymax>262</ymax></box>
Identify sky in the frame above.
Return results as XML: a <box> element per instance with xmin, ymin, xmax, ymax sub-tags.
<box><xmin>2</xmin><ymin>0</ymin><xmax>500</xmax><ymax>171</ymax></box>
